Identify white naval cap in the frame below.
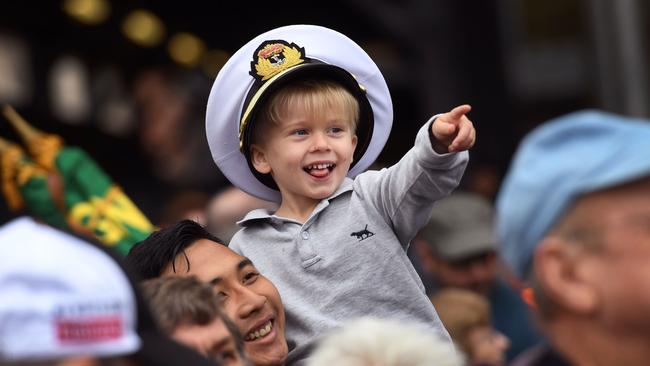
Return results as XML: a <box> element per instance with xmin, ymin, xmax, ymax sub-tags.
<box><xmin>206</xmin><ymin>24</ymin><xmax>393</xmax><ymax>202</ymax></box>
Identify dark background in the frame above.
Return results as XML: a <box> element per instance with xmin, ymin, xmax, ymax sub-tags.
<box><xmin>1</xmin><ymin>0</ymin><xmax>647</xmax><ymax>224</ymax></box>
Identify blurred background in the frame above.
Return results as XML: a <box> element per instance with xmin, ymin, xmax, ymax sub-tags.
<box><xmin>1</xmin><ymin>0</ymin><xmax>648</xmax><ymax>225</ymax></box>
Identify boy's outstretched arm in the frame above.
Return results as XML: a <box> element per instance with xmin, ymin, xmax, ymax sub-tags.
<box><xmin>431</xmin><ymin>104</ymin><xmax>476</xmax><ymax>153</ymax></box>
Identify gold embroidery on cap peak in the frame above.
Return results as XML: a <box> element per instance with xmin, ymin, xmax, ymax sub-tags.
<box><xmin>250</xmin><ymin>41</ymin><xmax>305</xmax><ymax>82</ymax></box>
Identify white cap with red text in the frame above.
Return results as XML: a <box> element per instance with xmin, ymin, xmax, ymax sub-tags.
<box><xmin>0</xmin><ymin>217</ymin><xmax>140</xmax><ymax>361</ymax></box>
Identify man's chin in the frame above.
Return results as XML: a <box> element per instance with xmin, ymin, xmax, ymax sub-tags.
<box><xmin>246</xmin><ymin>340</ymin><xmax>288</xmax><ymax>366</ymax></box>
<box><xmin>248</xmin><ymin>351</ymin><xmax>287</xmax><ymax>366</ymax></box>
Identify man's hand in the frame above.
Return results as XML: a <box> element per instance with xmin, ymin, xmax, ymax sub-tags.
<box><xmin>431</xmin><ymin>104</ymin><xmax>476</xmax><ymax>154</ymax></box>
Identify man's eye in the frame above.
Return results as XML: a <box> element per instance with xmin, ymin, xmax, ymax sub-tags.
<box><xmin>215</xmin><ymin>290</ymin><xmax>228</xmax><ymax>301</ymax></box>
<box><xmin>216</xmin><ymin>351</ymin><xmax>236</xmax><ymax>363</ymax></box>
<box><xmin>243</xmin><ymin>272</ymin><xmax>259</xmax><ymax>284</ymax></box>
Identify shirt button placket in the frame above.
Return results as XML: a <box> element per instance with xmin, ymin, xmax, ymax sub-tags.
<box><xmin>298</xmin><ymin>228</ymin><xmax>319</xmax><ymax>267</ymax></box>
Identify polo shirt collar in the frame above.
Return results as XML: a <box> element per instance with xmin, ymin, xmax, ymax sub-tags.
<box><xmin>238</xmin><ymin>177</ymin><xmax>354</xmax><ymax>225</ymax></box>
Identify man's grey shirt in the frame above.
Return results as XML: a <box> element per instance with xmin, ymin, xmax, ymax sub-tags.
<box><xmin>230</xmin><ymin>121</ymin><xmax>469</xmax><ymax>365</ymax></box>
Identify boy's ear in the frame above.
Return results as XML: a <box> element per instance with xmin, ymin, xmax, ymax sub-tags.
<box><xmin>351</xmin><ymin>134</ymin><xmax>358</xmax><ymax>162</ymax></box>
<box><xmin>250</xmin><ymin>144</ymin><xmax>271</xmax><ymax>174</ymax></box>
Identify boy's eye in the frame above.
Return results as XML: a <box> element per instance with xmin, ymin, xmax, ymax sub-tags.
<box><xmin>293</xmin><ymin>129</ymin><xmax>308</xmax><ymax>136</ymax></box>
<box><xmin>329</xmin><ymin>127</ymin><xmax>344</xmax><ymax>134</ymax></box>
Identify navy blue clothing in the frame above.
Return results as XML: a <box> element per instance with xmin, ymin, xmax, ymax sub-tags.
<box><xmin>489</xmin><ymin>279</ymin><xmax>542</xmax><ymax>360</ymax></box>
<box><xmin>409</xmin><ymin>249</ymin><xmax>542</xmax><ymax>361</ymax></box>
<box><xmin>509</xmin><ymin>343</ymin><xmax>572</xmax><ymax>366</ymax></box>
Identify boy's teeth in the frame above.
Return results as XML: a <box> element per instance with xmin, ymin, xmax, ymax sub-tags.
<box><xmin>307</xmin><ymin>163</ymin><xmax>333</xmax><ymax>170</ymax></box>
<box><xmin>246</xmin><ymin>320</ymin><xmax>273</xmax><ymax>341</ymax></box>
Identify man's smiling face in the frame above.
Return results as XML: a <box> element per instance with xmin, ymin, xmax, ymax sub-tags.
<box><xmin>162</xmin><ymin>239</ymin><xmax>288</xmax><ymax>366</ymax></box>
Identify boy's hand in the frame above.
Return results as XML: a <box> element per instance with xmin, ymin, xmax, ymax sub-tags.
<box><xmin>431</xmin><ymin>104</ymin><xmax>476</xmax><ymax>154</ymax></box>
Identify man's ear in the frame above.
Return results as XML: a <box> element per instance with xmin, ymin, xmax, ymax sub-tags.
<box><xmin>534</xmin><ymin>237</ymin><xmax>599</xmax><ymax>315</ymax></box>
<box><xmin>250</xmin><ymin>144</ymin><xmax>271</xmax><ymax>174</ymax></box>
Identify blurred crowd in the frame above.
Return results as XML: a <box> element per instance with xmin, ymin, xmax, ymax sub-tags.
<box><xmin>2</xmin><ymin>3</ymin><xmax>650</xmax><ymax>366</ymax></box>
<box><xmin>3</xmin><ymin>109</ymin><xmax>650</xmax><ymax>366</ymax></box>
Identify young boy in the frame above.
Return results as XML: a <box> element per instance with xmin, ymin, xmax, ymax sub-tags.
<box><xmin>206</xmin><ymin>25</ymin><xmax>475</xmax><ymax>365</ymax></box>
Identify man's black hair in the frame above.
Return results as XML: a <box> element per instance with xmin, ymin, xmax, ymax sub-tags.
<box><xmin>125</xmin><ymin>220</ymin><xmax>225</xmax><ymax>281</ymax></box>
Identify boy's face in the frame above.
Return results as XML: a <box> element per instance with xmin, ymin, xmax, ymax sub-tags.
<box><xmin>251</xmin><ymin>100</ymin><xmax>358</xmax><ymax>206</ymax></box>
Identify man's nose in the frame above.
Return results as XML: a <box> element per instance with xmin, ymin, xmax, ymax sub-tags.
<box><xmin>469</xmin><ymin>262</ymin><xmax>493</xmax><ymax>279</ymax></box>
<box><xmin>235</xmin><ymin>285</ymin><xmax>267</xmax><ymax>319</ymax></box>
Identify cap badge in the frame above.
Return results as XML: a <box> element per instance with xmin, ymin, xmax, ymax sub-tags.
<box><xmin>250</xmin><ymin>40</ymin><xmax>306</xmax><ymax>82</ymax></box>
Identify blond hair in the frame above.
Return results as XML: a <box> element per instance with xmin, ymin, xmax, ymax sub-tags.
<box><xmin>252</xmin><ymin>79</ymin><xmax>359</xmax><ymax>145</ymax></box>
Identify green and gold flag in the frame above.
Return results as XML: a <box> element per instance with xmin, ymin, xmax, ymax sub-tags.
<box><xmin>1</xmin><ymin>106</ymin><xmax>154</xmax><ymax>255</ymax></box>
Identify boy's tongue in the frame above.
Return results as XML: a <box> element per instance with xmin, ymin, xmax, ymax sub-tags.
<box><xmin>308</xmin><ymin>168</ymin><xmax>329</xmax><ymax>178</ymax></box>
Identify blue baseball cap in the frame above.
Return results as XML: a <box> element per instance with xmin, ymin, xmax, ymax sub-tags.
<box><xmin>496</xmin><ymin>110</ymin><xmax>650</xmax><ymax>278</ymax></box>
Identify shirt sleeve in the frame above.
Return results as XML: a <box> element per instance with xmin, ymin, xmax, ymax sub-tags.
<box><xmin>353</xmin><ymin>116</ymin><xmax>469</xmax><ymax>249</ymax></box>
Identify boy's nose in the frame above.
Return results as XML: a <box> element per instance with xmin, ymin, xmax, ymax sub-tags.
<box><xmin>310</xmin><ymin>133</ymin><xmax>331</xmax><ymax>152</ymax></box>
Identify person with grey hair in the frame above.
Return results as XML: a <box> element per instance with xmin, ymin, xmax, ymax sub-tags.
<box><xmin>496</xmin><ymin>110</ymin><xmax>650</xmax><ymax>366</ymax></box>
<box><xmin>306</xmin><ymin>318</ymin><xmax>463</xmax><ymax>366</ymax></box>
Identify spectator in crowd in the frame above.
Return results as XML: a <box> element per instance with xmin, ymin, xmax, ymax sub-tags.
<box><xmin>411</xmin><ymin>192</ymin><xmax>540</xmax><ymax>360</ymax></box>
<box><xmin>431</xmin><ymin>288</ymin><xmax>510</xmax><ymax>366</ymax></box>
<box><xmin>132</xmin><ymin>67</ymin><xmax>222</xmax><ymax>190</ymax></box>
<box><xmin>158</xmin><ymin>190</ymin><xmax>211</xmax><ymax>227</ymax></box>
<box><xmin>306</xmin><ymin>317</ymin><xmax>463</xmax><ymax>366</ymax></box>
<box><xmin>0</xmin><ymin>216</ymin><xmax>218</xmax><ymax>366</ymax></box>
<box><xmin>496</xmin><ymin>111</ymin><xmax>650</xmax><ymax>366</ymax></box>
<box><xmin>205</xmin><ymin>186</ymin><xmax>277</xmax><ymax>243</ymax></box>
<box><xmin>126</xmin><ymin>220</ymin><xmax>288</xmax><ymax>366</ymax></box>
<box><xmin>141</xmin><ymin>276</ymin><xmax>249</xmax><ymax>366</ymax></box>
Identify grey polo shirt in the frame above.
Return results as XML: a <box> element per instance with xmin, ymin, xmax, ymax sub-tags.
<box><xmin>230</xmin><ymin>121</ymin><xmax>469</xmax><ymax>365</ymax></box>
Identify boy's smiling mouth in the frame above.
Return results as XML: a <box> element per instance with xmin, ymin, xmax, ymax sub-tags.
<box><xmin>303</xmin><ymin>162</ymin><xmax>336</xmax><ymax>178</ymax></box>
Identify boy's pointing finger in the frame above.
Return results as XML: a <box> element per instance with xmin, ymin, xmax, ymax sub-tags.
<box><xmin>446</xmin><ymin>104</ymin><xmax>472</xmax><ymax>124</ymax></box>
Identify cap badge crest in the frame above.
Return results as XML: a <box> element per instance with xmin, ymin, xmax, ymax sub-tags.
<box><xmin>250</xmin><ymin>40</ymin><xmax>306</xmax><ymax>82</ymax></box>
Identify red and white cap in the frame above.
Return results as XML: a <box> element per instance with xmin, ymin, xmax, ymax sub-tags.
<box><xmin>0</xmin><ymin>217</ymin><xmax>140</xmax><ymax>361</ymax></box>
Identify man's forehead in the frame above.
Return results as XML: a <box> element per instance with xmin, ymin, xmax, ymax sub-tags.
<box><xmin>576</xmin><ymin>178</ymin><xmax>650</xmax><ymax>215</ymax></box>
<box><xmin>162</xmin><ymin>239</ymin><xmax>252</xmax><ymax>278</ymax></box>
<box><xmin>562</xmin><ymin>177</ymin><xmax>650</xmax><ymax>236</ymax></box>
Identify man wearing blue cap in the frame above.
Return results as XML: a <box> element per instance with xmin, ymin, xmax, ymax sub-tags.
<box><xmin>496</xmin><ymin>110</ymin><xmax>650</xmax><ymax>366</ymax></box>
